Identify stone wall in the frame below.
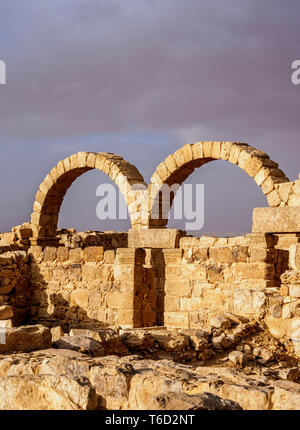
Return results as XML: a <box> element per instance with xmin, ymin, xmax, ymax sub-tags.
<box><xmin>162</xmin><ymin>234</ymin><xmax>289</xmax><ymax>330</ymax></box>
<box><xmin>28</xmin><ymin>245</ymin><xmax>156</xmax><ymax>331</ymax></box>
<box><xmin>0</xmin><ymin>228</ymin><xmax>299</xmax><ymax>336</ymax></box>
<box><xmin>0</xmin><ymin>250</ymin><xmax>30</xmax><ymax>327</ymax></box>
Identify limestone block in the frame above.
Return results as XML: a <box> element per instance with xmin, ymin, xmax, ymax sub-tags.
<box><xmin>228</xmin><ymin>143</ymin><xmax>243</xmax><ymax>164</ymax></box>
<box><xmin>86</xmin><ymin>152</ymin><xmax>96</xmax><ymax>168</ymax></box>
<box><xmin>234</xmin><ymin>262</ymin><xmax>275</xmax><ymax>280</ymax></box>
<box><xmin>0</xmin><ymin>319</ymin><xmax>13</xmax><ymax>328</ymax></box>
<box><xmin>203</xmin><ymin>141</ymin><xmax>213</xmax><ymax>158</ymax></box>
<box><xmin>233</xmin><ymin>290</ymin><xmax>267</xmax><ymax>318</ymax></box>
<box><xmin>261</xmin><ymin>176</ymin><xmax>274</xmax><ymax>194</ymax></box>
<box><xmin>180</xmin><ymin>297</ymin><xmax>202</xmax><ymax>311</ymax></box>
<box><xmin>211</xmin><ymin>141</ymin><xmax>221</xmax><ymax>159</ymax></box>
<box><xmin>57</xmin><ymin>247</ymin><xmax>69</xmax><ymax>262</ymax></box>
<box><xmin>62</xmin><ymin>157</ymin><xmax>71</xmax><ymax>171</ymax></box>
<box><xmin>164</xmin><ymin>295</ymin><xmax>180</xmax><ymax>312</ymax></box>
<box><xmin>173</xmin><ymin>148</ymin><xmax>185</xmax><ymax>167</ymax></box>
<box><xmin>249</xmin><ymin>248</ymin><xmax>277</xmax><ymax>263</ymax></box>
<box><xmin>164</xmin><ymin>279</ymin><xmax>192</xmax><ymax>297</ymax></box>
<box><xmin>0</xmin><ymin>305</ymin><xmax>13</xmax><ymax>320</ymax></box>
<box><xmin>244</xmin><ymin>157</ymin><xmax>264</xmax><ymax>178</ymax></box>
<box><xmin>88</xmin><ymin>291</ymin><xmax>103</xmax><ymax>308</ymax></box>
<box><xmin>70</xmin><ymin>289</ymin><xmax>89</xmax><ymax>308</ymax></box>
<box><xmin>0</xmin><ymin>325</ymin><xmax>51</xmax><ymax>354</ymax></box>
<box><xmin>207</xmin><ymin>264</ymin><xmax>224</xmax><ymax>283</ymax></box>
<box><xmin>83</xmin><ymin>246</ymin><xmax>104</xmax><ymax>262</ymax></box>
<box><xmin>193</xmin><ymin>248</ymin><xmax>208</xmax><ymax>262</ymax></box>
<box><xmin>254</xmin><ymin>167</ymin><xmax>272</xmax><ymax>186</ymax></box>
<box><xmin>209</xmin><ymin>247</ymin><xmax>234</xmax><ymax>264</ymax></box>
<box><xmin>192</xmin><ymin>142</ymin><xmax>204</xmax><ymax>159</ymax></box>
<box><xmin>289</xmin><ymin>285</ymin><xmax>300</xmax><ymax>298</ymax></box>
<box><xmin>115</xmin><ymin>248</ymin><xmax>144</xmax><ymax>264</ymax></box>
<box><xmin>54</xmin><ymin>335</ymin><xmax>105</xmax><ymax>357</ymax></box>
<box><xmin>103</xmin><ymin>250</ymin><xmax>115</xmax><ymax>264</ymax></box>
<box><xmin>272</xmin><ymin>381</ymin><xmax>300</xmax><ymax>410</ymax></box>
<box><xmin>164</xmin><ymin>154</ymin><xmax>177</xmax><ymax>172</ymax></box>
<box><xmin>56</xmin><ymin>160</ymin><xmax>65</xmax><ymax>176</ymax></box>
<box><xmin>181</xmin><ymin>143</ymin><xmax>194</xmax><ymax>162</ymax></box>
<box><xmin>289</xmin><ymin>244</ymin><xmax>300</xmax><ymax>270</ymax></box>
<box><xmin>0</xmin><ymin>374</ymin><xmax>96</xmax><ymax>410</ymax></box>
<box><xmin>106</xmin><ymin>293</ymin><xmax>134</xmax><ymax>309</ymax></box>
<box><xmin>164</xmin><ymin>312</ymin><xmax>189</xmax><ymax>329</ymax></box>
<box><xmin>237</xmin><ymin>150</ymin><xmax>252</xmax><ymax>170</ymax></box>
<box><xmin>228</xmin><ymin>351</ymin><xmax>244</xmax><ymax>366</ymax></box>
<box><xmin>278</xmin><ymin>182</ymin><xmax>293</xmax><ymax>203</ymax></box>
<box><xmin>43</xmin><ymin>247</ymin><xmax>57</xmax><ymax>262</ymax></box>
<box><xmin>288</xmin><ymin>193</ymin><xmax>300</xmax><ymax>207</ymax></box>
<box><xmin>69</xmin><ymin>248</ymin><xmax>82</xmax><ymax>261</ymax></box>
<box><xmin>156</xmin><ymin>162</ymin><xmax>171</xmax><ymax>182</ymax></box>
<box><xmin>252</xmin><ymin>207</ymin><xmax>300</xmax><ymax>233</ymax></box>
<box><xmin>199</xmin><ymin>236</ymin><xmax>217</xmax><ymax>247</ymax></box>
<box><xmin>267</xmin><ymin>190</ymin><xmax>281</xmax><ymax>207</ymax></box>
<box><xmin>128</xmin><ymin>228</ymin><xmax>185</xmax><ymax>249</ymax></box>
<box><xmin>69</xmin><ymin>153</ymin><xmax>79</xmax><ymax>169</ymax></box>
<box><xmin>210</xmin><ymin>315</ymin><xmax>231</xmax><ymax>329</ymax></box>
<box><xmin>51</xmin><ymin>326</ymin><xmax>64</xmax><ymax>342</ymax></box>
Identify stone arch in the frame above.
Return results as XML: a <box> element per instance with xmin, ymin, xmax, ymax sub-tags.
<box><xmin>31</xmin><ymin>151</ymin><xmax>147</xmax><ymax>240</ymax></box>
<box><xmin>147</xmin><ymin>141</ymin><xmax>290</xmax><ymax>228</ymax></box>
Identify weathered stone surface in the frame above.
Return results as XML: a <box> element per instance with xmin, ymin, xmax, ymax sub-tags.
<box><xmin>228</xmin><ymin>350</ymin><xmax>244</xmax><ymax>366</ymax></box>
<box><xmin>289</xmin><ymin>244</ymin><xmax>300</xmax><ymax>271</ymax></box>
<box><xmin>210</xmin><ymin>316</ymin><xmax>232</xmax><ymax>330</ymax></box>
<box><xmin>0</xmin><ymin>325</ymin><xmax>51</xmax><ymax>354</ymax></box>
<box><xmin>128</xmin><ymin>228</ymin><xmax>185</xmax><ymax>249</ymax></box>
<box><xmin>0</xmin><ymin>305</ymin><xmax>13</xmax><ymax>320</ymax></box>
<box><xmin>51</xmin><ymin>326</ymin><xmax>64</xmax><ymax>342</ymax></box>
<box><xmin>53</xmin><ymin>335</ymin><xmax>105</xmax><ymax>357</ymax></box>
<box><xmin>272</xmin><ymin>381</ymin><xmax>300</xmax><ymax>410</ymax></box>
<box><xmin>0</xmin><ymin>374</ymin><xmax>96</xmax><ymax>410</ymax></box>
<box><xmin>154</xmin><ymin>392</ymin><xmax>241</xmax><ymax>410</ymax></box>
<box><xmin>69</xmin><ymin>328</ymin><xmax>128</xmax><ymax>355</ymax></box>
<box><xmin>252</xmin><ymin>207</ymin><xmax>300</xmax><ymax>233</ymax></box>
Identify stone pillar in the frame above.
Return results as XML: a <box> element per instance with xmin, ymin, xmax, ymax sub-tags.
<box><xmin>114</xmin><ymin>248</ymin><xmax>156</xmax><ymax>328</ymax></box>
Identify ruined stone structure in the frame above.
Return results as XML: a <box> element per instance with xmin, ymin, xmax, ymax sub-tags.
<box><xmin>1</xmin><ymin>141</ymin><xmax>300</xmax><ymax>352</ymax></box>
<box><xmin>2</xmin><ymin>141</ymin><xmax>300</xmax><ymax>410</ymax></box>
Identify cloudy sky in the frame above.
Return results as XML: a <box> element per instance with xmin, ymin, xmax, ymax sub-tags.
<box><xmin>0</xmin><ymin>0</ymin><xmax>299</xmax><ymax>235</ymax></box>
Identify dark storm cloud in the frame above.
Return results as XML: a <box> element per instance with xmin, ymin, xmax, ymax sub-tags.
<box><xmin>0</xmin><ymin>0</ymin><xmax>299</xmax><ymax>232</ymax></box>
<box><xmin>0</xmin><ymin>0</ymin><xmax>299</xmax><ymax>138</ymax></box>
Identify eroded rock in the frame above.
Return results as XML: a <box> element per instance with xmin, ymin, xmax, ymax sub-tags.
<box><xmin>53</xmin><ymin>335</ymin><xmax>105</xmax><ymax>357</ymax></box>
<box><xmin>0</xmin><ymin>325</ymin><xmax>51</xmax><ymax>354</ymax></box>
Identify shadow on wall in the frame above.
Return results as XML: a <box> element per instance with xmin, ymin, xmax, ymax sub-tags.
<box><xmin>27</xmin><ymin>246</ymin><xmax>167</xmax><ymax>331</ymax></box>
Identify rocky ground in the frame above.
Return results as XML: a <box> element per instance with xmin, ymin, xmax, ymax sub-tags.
<box><xmin>1</xmin><ymin>315</ymin><xmax>300</xmax><ymax>410</ymax></box>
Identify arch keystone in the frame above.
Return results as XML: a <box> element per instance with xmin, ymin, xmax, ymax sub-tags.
<box><xmin>77</xmin><ymin>152</ymin><xmax>88</xmax><ymax>167</ymax></box>
<box><xmin>87</xmin><ymin>152</ymin><xmax>96</xmax><ymax>168</ymax></box>
<box><xmin>203</xmin><ymin>141</ymin><xmax>213</xmax><ymax>158</ymax></box>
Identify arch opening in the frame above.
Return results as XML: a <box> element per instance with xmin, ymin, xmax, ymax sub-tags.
<box><xmin>30</xmin><ymin>151</ymin><xmax>146</xmax><ymax>241</ymax></box>
<box><xmin>148</xmin><ymin>141</ymin><xmax>289</xmax><ymax>229</ymax></box>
